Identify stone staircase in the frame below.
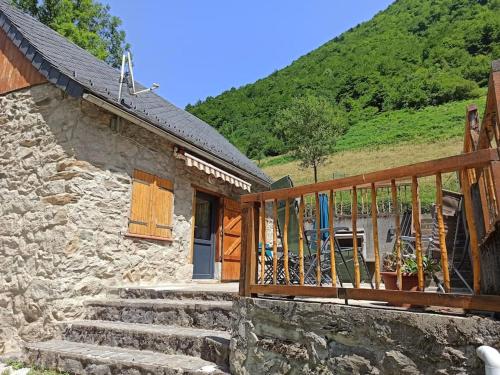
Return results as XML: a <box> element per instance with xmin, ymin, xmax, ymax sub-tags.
<box><xmin>24</xmin><ymin>286</ymin><xmax>236</xmax><ymax>374</ymax></box>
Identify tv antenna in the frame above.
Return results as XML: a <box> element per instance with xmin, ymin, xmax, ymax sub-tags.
<box><xmin>118</xmin><ymin>52</ymin><xmax>159</xmax><ymax>100</ymax></box>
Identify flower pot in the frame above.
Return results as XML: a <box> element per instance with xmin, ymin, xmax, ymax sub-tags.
<box><xmin>380</xmin><ymin>271</ymin><xmax>422</xmax><ymax>307</ymax></box>
<box><xmin>380</xmin><ymin>271</ymin><xmax>420</xmax><ymax>291</ymax></box>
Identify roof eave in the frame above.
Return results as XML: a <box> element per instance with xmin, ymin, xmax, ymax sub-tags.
<box><xmin>83</xmin><ymin>93</ymin><xmax>272</xmax><ymax>189</ymax></box>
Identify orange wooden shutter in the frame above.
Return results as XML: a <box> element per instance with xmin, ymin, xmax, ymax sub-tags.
<box><xmin>222</xmin><ymin>198</ymin><xmax>242</xmax><ymax>281</ymax></box>
<box><xmin>129</xmin><ymin>170</ymin><xmax>155</xmax><ymax>236</ymax></box>
<box><xmin>129</xmin><ymin>170</ymin><xmax>174</xmax><ymax>239</ymax></box>
<box><xmin>151</xmin><ymin>176</ymin><xmax>174</xmax><ymax>238</ymax></box>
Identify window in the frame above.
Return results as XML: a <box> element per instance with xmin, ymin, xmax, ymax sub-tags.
<box><xmin>128</xmin><ymin>170</ymin><xmax>174</xmax><ymax>240</ymax></box>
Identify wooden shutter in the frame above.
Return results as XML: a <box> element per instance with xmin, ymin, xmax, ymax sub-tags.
<box><xmin>152</xmin><ymin>176</ymin><xmax>174</xmax><ymax>238</ymax></box>
<box><xmin>222</xmin><ymin>198</ymin><xmax>242</xmax><ymax>281</ymax></box>
<box><xmin>128</xmin><ymin>170</ymin><xmax>174</xmax><ymax>239</ymax></box>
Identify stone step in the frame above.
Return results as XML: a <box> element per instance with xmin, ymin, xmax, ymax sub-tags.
<box><xmin>61</xmin><ymin>320</ymin><xmax>230</xmax><ymax>368</ymax></box>
<box><xmin>112</xmin><ymin>286</ymin><xmax>236</xmax><ymax>301</ymax></box>
<box><xmin>25</xmin><ymin>340</ymin><xmax>228</xmax><ymax>374</ymax></box>
<box><xmin>85</xmin><ymin>299</ymin><xmax>233</xmax><ymax>331</ymax></box>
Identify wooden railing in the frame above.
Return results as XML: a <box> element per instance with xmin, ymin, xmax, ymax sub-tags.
<box><xmin>239</xmin><ymin>148</ymin><xmax>500</xmax><ymax>312</ymax></box>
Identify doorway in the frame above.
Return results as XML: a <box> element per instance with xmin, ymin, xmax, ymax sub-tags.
<box><xmin>192</xmin><ymin>191</ymin><xmax>217</xmax><ymax>279</ymax></box>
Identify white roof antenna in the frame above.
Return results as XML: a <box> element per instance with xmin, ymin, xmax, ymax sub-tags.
<box><xmin>118</xmin><ymin>52</ymin><xmax>160</xmax><ymax>100</ymax></box>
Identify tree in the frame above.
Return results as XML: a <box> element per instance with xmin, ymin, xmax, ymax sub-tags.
<box><xmin>275</xmin><ymin>95</ymin><xmax>345</xmax><ymax>183</ymax></box>
<box><xmin>12</xmin><ymin>0</ymin><xmax>129</xmax><ymax>68</ymax></box>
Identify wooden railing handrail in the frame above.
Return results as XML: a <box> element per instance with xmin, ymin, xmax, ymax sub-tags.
<box><xmin>242</xmin><ymin>148</ymin><xmax>499</xmax><ymax>203</ymax></box>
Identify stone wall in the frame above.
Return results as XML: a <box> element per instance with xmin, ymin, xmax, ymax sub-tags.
<box><xmin>0</xmin><ymin>84</ymin><xmax>244</xmax><ymax>353</ymax></box>
<box><xmin>231</xmin><ymin>298</ymin><xmax>500</xmax><ymax>375</ymax></box>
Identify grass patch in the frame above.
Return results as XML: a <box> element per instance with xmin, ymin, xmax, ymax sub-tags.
<box><xmin>2</xmin><ymin>360</ymin><xmax>69</xmax><ymax>375</ymax></box>
<box><xmin>263</xmin><ymin>138</ymin><xmax>463</xmax><ymax>211</ymax></box>
<box><xmin>335</xmin><ymin>95</ymin><xmax>486</xmax><ymax>151</ymax></box>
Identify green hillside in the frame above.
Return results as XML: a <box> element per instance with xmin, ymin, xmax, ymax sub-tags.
<box><xmin>186</xmin><ymin>0</ymin><xmax>499</xmax><ymax>158</ymax></box>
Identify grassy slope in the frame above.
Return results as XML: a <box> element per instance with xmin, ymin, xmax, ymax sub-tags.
<box><xmin>261</xmin><ymin>95</ymin><xmax>486</xmax><ymax>209</ymax></box>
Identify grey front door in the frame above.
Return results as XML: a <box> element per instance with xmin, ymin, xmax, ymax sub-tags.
<box><xmin>193</xmin><ymin>192</ymin><xmax>216</xmax><ymax>279</ymax></box>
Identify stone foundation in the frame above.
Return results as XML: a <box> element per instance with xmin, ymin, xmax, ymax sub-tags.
<box><xmin>231</xmin><ymin>298</ymin><xmax>500</xmax><ymax>375</ymax></box>
<box><xmin>0</xmin><ymin>84</ymin><xmax>240</xmax><ymax>353</ymax></box>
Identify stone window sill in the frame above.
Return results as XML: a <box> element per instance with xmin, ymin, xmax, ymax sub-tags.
<box><xmin>125</xmin><ymin>232</ymin><xmax>174</xmax><ymax>242</ymax></box>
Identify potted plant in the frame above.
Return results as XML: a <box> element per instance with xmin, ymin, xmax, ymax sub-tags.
<box><xmin>381</xmin><ymin>252</ymin><xmax>440</xmax><ymax>291</ymax></box>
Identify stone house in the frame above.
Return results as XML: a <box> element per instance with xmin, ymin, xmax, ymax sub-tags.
<box><xmin>0</xmin><ymin>1</ymin><xmax>270</xmax><ymax>353</ymax></box>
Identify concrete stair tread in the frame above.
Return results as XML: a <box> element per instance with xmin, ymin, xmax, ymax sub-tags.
<box><xmin>25</xmin><ymin>340</ymin><xmax>228</xmax><ymax>374</ymax></box>
<box><xmin>63</xmin><ymin>320</ymin><xmax>230</xmax><ymax>339</ymax></box>
<box><xmin>85</xmin><ymin>298</ymin><xmax>233</xmax><ymax>310</ymax></box>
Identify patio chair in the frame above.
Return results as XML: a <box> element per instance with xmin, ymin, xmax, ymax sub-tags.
<box><xmin>260</xmin><ymin>177</ymin><xmax>372</xmax><ymax>287</ymax></box>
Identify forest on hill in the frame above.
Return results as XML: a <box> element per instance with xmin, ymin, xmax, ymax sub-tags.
<box><xmin>186</xmin><ymin>0</ymin><xmax>500</xmax><ymax>159</ymax></box>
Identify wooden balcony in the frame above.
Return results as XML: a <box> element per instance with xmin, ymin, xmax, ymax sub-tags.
<box><xmin>238</xmin><ymin>62</ymin><xmax>500</xmax><ymax>313</ymax></box>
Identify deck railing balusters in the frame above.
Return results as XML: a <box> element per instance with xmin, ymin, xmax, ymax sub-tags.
<box><xmin>298</xmin><ymin>195</ymin><xmax>305</xmax><ymax>285</ymax></box>
<box><xmin>435</xmin><ymin>173</ymin><xmax>451</xmax><ymax>292</ymax></box>
<box><xmin>260</xmin><ymin>199</ymin><xmax>266</xmax><ymax>284</ymax></box>
<box><xmin>283</xmin><ymin>199</ymin><xmax>290</xmax><ymax>284</ymax></box>
<box><xmin>352</xmin><ymin>186</ymin><xmax>360</xmax><ymax>287</ymax></box>
<box><xmin>315</xmin><ymin>192</ymin><xmax>322</xmax><ymax>286</ymax></box>
<box><xmin>411</xmin><ymin>176</ymin><xmax>425</xmax><ymax>291</ymax></box>
<box><xmin>391</xmin><ymin>179</ymin><xmax>402</xmax><ymax>290</ymax></box>
<box><xmin>460</xmin><ymin>169</ymin><xmax>481</xmax><ymax>294</ymax></box>
<box><xmin>273</xmin><ymin>199</ymin><xmax>278</xmax><ymax>285</ymax></box>
<box><xmin>238</xmin><ymin>149</ymin><xmax>500</xmax><ymax>312</ymax></box>
<box><xmin>371</xmin><ymin>183</ymin><xmax>381</xmax><ymax>289</ymax></box>
<box><xmin>329</xmin><ymin>190</ymin><xmax>337</xmax><ymax>286</ymax></box>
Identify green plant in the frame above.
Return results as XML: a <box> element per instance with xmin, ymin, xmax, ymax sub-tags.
<box><xmin>4</xmin><ymin>360</ymin><xmax>24</xmax><ymax>370</ymax></box>
<box><xmin>382</xmin><ymin>252</ymin><xmax>440</xmax><ymax>276</ymax></box>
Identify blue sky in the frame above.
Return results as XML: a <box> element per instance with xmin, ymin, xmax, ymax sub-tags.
<box><xmin>103</xmin><ymin>1</ymin><xmax>394</xmax><ymax>108</ymax></box>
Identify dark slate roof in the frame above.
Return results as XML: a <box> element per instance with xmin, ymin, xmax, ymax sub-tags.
<box><xmin>0</xmin><ymin>0</ymin><xmax>271</xmax><ymax>186</ymax></box>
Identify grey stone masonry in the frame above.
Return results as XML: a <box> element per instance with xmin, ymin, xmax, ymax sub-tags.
<box><xmin>85</xmin><ymin>299</ymin><xmax>233</xmax><ymax>331</ymax></box>
<box><xmin>61</xmin><ymin>320</ymin><xmax>230</xmax><ymax>367</ymax></box>
<box><xmin>25</xmin><ymin>340</ymin><xmax>229</xmax><ymax>374</ymax></box>
<box><xmin>115</xmin><ymin>287</ymin><xmax>237</xmax><ymax>301</ymax></box>
<box><xmin>0</xmin><ymin>84</ymin><xmax>241</xmax><ymax>352</ymax></box>
<box><xmin>23</xmin><ymin>286</ymin><xmax>234</xmax><ymax>374</ymax></box>
<box><xmin>231</xmin><ymin>297</ymin><xmax>500</xmax><ymax>375</ymax></box>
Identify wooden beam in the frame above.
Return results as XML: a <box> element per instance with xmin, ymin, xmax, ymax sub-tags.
<box><xmin>341</xmin><ymin>288</ymin><xmax>500</xmax><ymax>313</ymax></box>
<box><xmin>249</xmin><ymin>284</ymin><xmax>338</xmax><ymax>298</ymax></box>
<box><xmin>241</xmin><ymin>149</ymin><xmax>498</xmax><ymax>203</ymax></box>
<box><xmin>239</xmin><ymin>202</ymin><xmax>259</xmax><ymax>297</ymax></box>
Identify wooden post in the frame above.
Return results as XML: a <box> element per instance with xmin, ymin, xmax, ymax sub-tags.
<box><xmin>240</xmin><ymin>202</ymin><xmax>259</xmax><ymax>297</ymax></box>
<box><xmin>391</xmin><ymin>180</ymin><xmax>402</xmax><ymax>290</ymax></box>
<box><xmin>352</xmin><ymin>186</ymin><xmax>360</xmax><ymax>288</ymax></box>
<box><xmin>411</xmin><ymin>176</ymin><xmax>425</xmax><ymax>291</ymax></box>
<box><xmin>273</xmin><ymin>199</ymin><xmax>278</xmax><ymax>285</ymax></box>
<box><xmin>260</xmin><ymin>199</ymin><xmax>266</xmax><ymax>284</ymax></box>
<box><xmin>435</xmin><ymin>173</ymin><xmax>451</xmax><ymax>293</ymax></box>
<box><xmin>298</xmin><ymin>195</ymin><xmax>305</xmax><ymax>285</ymax></box>
<box><xmin>315</xmin><ymin>192</ymin><xmax>322</xmax><ymax>286</ymax></box>
<box><xmin>460</xmin><ymin>169</ymin><xmax>481</xmax><ymax>294</ymax></box>
<box><xmin>283</xmin><ymin>199</ymin><xmax>290</xmax><ymax>284</ymax></box>
<box><xmin>489</xmin><ymin>161</ymin><xmax>500</xmax><ymax>215</ymax></box>
<box><xmin>329</xmin><ymin>190</ymin><xmax>337</xmax><ymax>286</ymax></box>
<box><xmin>371</xmin><ymin>183</ymin><xmax>381</xmax><ymax>289</ymax></box>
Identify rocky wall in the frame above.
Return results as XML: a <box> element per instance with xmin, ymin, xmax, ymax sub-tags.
<box><xmin>0</xmin><ymin>84</ymin><xmax>239</xmax><ymax>353</ymax></box>
<box><xmin>231</xmin><ymin>297</ymin><xmax>500</xmax><ymax>375</ymax></box>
